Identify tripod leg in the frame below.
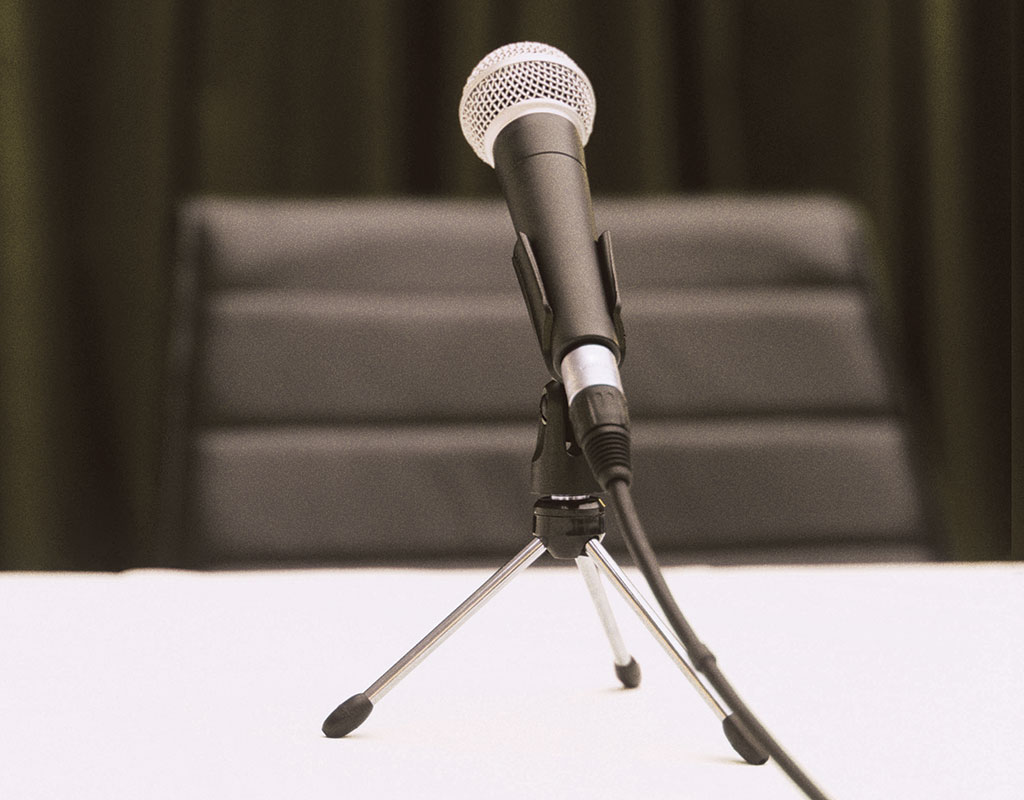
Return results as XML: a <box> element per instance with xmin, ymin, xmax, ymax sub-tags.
<box><xmin>322</xmin><ymin>538</ymin><xmax>546</xmax><ymax>738</ymax></box>
<box><xmin>584</xmin><ymin>540</ymin><xmax>728</xmax><ymax>722</ymax></box>
<box><xmin>575</xmin><ymin>555</ymin><xmax>641</xmax><ymax>688</ymax></box>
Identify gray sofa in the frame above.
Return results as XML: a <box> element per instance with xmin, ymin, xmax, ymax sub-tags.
<box><xmin>159</xmin><ymin>196</ymin><xmax>939</xmax><ymax>567</ymax></box>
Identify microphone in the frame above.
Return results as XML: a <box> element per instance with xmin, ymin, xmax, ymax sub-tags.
<box><xmin>458</xmin><ymin>42</ymin><xmax>632</xmax><ymax>488</ymax></box>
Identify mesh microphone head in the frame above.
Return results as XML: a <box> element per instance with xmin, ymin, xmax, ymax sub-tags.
<box><xmin>459</xmin><ymin>42</ymin><xmax>596</xmax><ymax>167</ymax></box>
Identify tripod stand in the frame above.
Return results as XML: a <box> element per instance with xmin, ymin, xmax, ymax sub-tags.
<box><xmin>322</xmin><ymin>381</ymin><xmax>764</xmax><ymax>766</ymax></box>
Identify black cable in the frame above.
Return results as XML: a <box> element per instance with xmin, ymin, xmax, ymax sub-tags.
<box><xmin>606</xmin><ymin>478</ymin><xmax>833</xmax><ymax>800</ymax></box>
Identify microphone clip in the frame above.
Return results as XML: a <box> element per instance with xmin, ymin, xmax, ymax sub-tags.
<box><xmin>511</xmin><ymin>229</ymin><xmax>626</xmax><ymax>379</ymax></box>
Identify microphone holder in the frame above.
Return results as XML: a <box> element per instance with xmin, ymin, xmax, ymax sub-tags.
<box><xmin>321</xmin><ymin>381</ymin><xmax>766</xmax><ymax>766</ymax></box>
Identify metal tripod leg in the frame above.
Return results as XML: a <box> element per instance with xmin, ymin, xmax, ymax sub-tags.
<box><xmin>322</xmin><ymin>538</ymin><xmax>546</xmax><ymax>738</ymax></box>
<box><xmin>575</xmin><ymin>554</ymin><xmax>641</xmax><ymax>688</ymax></box>
<box><xmin>584</xmin><ymin>539</ymin><xmax>728</xmax><ymax>722</ymax></box>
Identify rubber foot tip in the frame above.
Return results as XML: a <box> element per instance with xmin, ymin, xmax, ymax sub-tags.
<box><xmin>615</xmin><ymin>657</ymin><xmax>641</xmax><ymax>689</ymax></box>
<box><xmin>322</xmin><ymin>693</ymin><xmax>374</xmax><ymax>738</ymax></box>
<box><xmin>723</xmin><ymin>713</ymin><xmax>770</xmax><ymax>765</ymax></box>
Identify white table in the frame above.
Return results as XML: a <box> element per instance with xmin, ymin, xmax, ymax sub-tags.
<box><xmin>1</xmin><ymin>562</ymin><xmax>1020</xmax><ymax>799</ymax></box>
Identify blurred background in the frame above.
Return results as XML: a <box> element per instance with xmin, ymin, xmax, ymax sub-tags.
<box><xmin>0</xmin><ymin>1</ymin><xmax>1015</xmax><ymax>569</ymax></box>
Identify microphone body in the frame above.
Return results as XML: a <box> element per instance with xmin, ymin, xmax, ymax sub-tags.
<box><xmin>492</xmin><ymin>112</ymin><xmax>620</xmax><ymax>376</ymax></box>
<box><xmin>460</xmin><ymin>42</ymin><xmax>632</xmax><ymax>487</ymax></box>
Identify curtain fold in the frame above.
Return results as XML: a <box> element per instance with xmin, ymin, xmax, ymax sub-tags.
<box><xmin>1</xmin><ymin>2</ymin><xmax>183</xmax><ymax>567</ymax></box>
<box><xmin>0</xmin><ymin>1</ymin><xmax>1012</xmax><ymax>567</ymax></box>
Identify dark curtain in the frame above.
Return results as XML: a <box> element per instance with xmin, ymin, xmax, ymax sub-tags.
<box><xmin>0</xmin><ymin>1</ymin><xmax>1014</xmax><ymax>568</ymax></box>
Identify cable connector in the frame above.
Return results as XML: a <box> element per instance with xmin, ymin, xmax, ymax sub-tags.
<box><xmin>568</xmin><ymin>384</ymin><xmax>632</xmax><ymax>489</ymax></box>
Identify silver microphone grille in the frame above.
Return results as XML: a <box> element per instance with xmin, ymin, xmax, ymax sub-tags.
<box><xmin>458</xmin><ymin>42</ymin><xmax>596</xmax><ymax>167</ymax></box>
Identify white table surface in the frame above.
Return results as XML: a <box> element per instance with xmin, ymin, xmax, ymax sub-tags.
<box><xmin>1</xmin><ymin>561</ymin><xmax>1020</xmax><ymax>799</ymax></box>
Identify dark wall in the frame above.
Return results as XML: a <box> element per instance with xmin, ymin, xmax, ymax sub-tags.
<box><xmin>0</xmin><ymin>1</ymin><xmax>1014</xmax><ymax>568</ymax></box>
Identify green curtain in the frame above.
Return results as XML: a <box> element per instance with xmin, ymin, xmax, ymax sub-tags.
<box><xmin>0</xmin><ymin>0</ymin><xmax>1013</xmax><ymax>568</ymax></box>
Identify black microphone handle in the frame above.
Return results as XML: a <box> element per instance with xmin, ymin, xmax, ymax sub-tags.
<box><xmin>492</xmin><ymin>112</ymin><xmax>622</xmax><ymax>374</ymax></box>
